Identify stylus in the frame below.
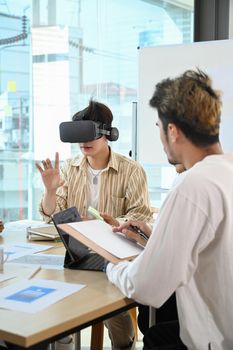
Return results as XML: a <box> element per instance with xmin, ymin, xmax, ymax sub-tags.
<box><xmin>129</xmin><ymin>225</ymin><xmax>149</xmax><ymax>241</ymax></box>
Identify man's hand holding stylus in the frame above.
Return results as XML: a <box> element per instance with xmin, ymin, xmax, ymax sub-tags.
<box><xmin>112</xmin><ymin>220</ymin><xmax>152</xmax><ymax>247</ymax></box>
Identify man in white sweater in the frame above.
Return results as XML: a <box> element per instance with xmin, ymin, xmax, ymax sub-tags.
<box><xmin>106</xmin><ymin>69</ymin><xmax>233</xmax><ymax>350</ymax></box>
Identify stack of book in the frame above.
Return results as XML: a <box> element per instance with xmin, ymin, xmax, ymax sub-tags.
<box><xmin>27</xmin><ymin>224</ymin><xmax>60</xmax><ymax>242</ymax></box>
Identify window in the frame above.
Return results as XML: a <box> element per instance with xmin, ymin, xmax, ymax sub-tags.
<box><xmin>0</xmin><ymin>0</ymin><xmax>194</xmax><ymax>221</ymax></box>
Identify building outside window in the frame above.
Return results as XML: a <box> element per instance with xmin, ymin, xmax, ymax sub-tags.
<box><xmin>0</xmin><ymin>0</ymin><xmax>194</xmax><ymax>221</ymax></box>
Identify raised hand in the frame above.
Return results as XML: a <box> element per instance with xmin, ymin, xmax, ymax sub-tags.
<box><xmin>35</xmin><ymin>152</ymin><xmax>64</xmax><ymax>192</ymax></box>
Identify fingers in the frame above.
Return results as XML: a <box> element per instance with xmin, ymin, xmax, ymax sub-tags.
<box><xmin>112</xmin><ymin>220</ymin><xmax>151</xmax><ymax>237</ymax></box>
<box><xmin>35</xmin><ymin>163</ymin><xmax>43</xmax><ymax>174</ymax></box>
<box><xmin>112</xmin><ymin>220</ymin><xmax>134</xmax><ymax>232</ymax></box>
<box><xmin>101</xmin><ymin>213</ymin><xmax>113</xmax><ymax>223</ymax></box>
<box><xmin>42</xmin><ymin>160</ymin><xmax>48</xmax><ymax>169</ymax></box>
<box><xmin>100</xmin><ymin>213</ymin><xmax>119</xmax><ymax>227</ymax></box>
<box><xmin>46</xmin><ymin>158</ymin><xmax>52</xmax><ymax>168</ymax></box>
<box><xmin>35</xmin><ymin>153</ymin><xmax>59</xmax><ymax>172</ymax></box>
<box><xmin>128</xmin><ymin>220</ymin><xmax>152</xmax><ymax>237</ymax></box>
<box><xmin>100</xmin><ymin>213</ymin><xmax>110</xmax><ymax>220</ymax></box>
<box><xmin>81</xmin><ymin>216</ymin><xmax>91</xmax><ymax>221</ymax></box>
<box><xmin>35</xmin><ymin>162</ymin><xmax>50</xmax><ymax>173</ymax></box>
<box><xmin>122</xmin><ymin>228</ymin><xmax>138</xmax><ymax>241</ymax></box>
<box><xmin>36</xmin><ymin>159</ymin><xmax>51</xmax><ymax>171</ymax></box>
<box><xmin>43</xmin><ymin>158</ymin><xmax>53</xmax><ymax>169</ymax></box>
<box><xmin>122</xmin><ymin>228</ymin><xmax>147</xmax><ymax>246</ymax></box>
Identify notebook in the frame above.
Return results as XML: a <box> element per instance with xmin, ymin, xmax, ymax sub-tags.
<box><xmin>52</xmin><ymin>207</ymin><xmax>105</xmax><ymax>272</ymax></box>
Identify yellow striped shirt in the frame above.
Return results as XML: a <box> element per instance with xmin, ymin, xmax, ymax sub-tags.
<box><xmin>40</xmin><ymin>149</ymin><xmax>153</xmax><ymax>223</ymax></box>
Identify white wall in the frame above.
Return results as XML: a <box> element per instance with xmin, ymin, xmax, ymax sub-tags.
<box><xmin>138</xmin><ymin>39</ymin><xmax>233</xmax><ymax>165</ymax></box>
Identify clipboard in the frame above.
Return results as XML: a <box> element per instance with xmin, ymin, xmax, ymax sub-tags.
<box><xmin>58</xmin><ymin>220</ymin><xmax>143</xmax><ymax>264</ymax></box>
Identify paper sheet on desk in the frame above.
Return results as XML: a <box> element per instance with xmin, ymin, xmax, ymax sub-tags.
<box><xmin>0</xmin><ymin>279</ymin><xmax>85</xmax><ymax>313</ymax></box>
<box><xmin>0</xmin><ymin>274</ymin><xmax>16</xmax><ymax>283</ymax></box>
<box><xmin>68</xmin><ymin>220</ymin><xmax>143</xmax><ymax>259</ymax></box>
<box><xmin>4</xmin><ymin>220</ymin><xmax>50</xmax><ymax>232</ymax></box>
<box><xmin>1</xmin><ymin>243</ymin><xmax>53</xmax><ymax>261</ymax></box>
<box><xmin>8</xmin><ymin>253</ymin><xmax>64</xmax><ymax>270</ymax></box>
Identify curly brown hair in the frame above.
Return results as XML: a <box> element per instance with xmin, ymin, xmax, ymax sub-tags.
<box><xmin>149</xmin><ymin>69</ymin><xmax>222</xmax><ymax>147</ymax></box>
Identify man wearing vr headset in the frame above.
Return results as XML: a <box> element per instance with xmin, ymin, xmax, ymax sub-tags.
<box><xmin>36</xmin><ymin>100</ymin><xmax>152</xmax><ymax>350</ymax></box>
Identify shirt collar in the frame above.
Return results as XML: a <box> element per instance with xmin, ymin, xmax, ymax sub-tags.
<box><xmin>70</xmin><ymin>148</ymin><xmax>119</xmax><ymax>172</ymax></box>
<box><xmin>107</xmin><ymin>149</ymin><xmax>119</xmax><ymax>172</ymax></box>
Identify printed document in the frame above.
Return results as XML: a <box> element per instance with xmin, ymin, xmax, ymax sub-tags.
<box><xmin>0</xmin><ymin>278</ymin><xmax>85</xmax><ymax>313</ymax></box>
<box><xmin>1</xmin><ymin>243</ymin><xmax>53</xmax><ymax>261</ymax></box>
<box><xmin>0</xmin><ymin>274</ymin><xmax>16</xmax><ymax>283</ymax></box>
<box><xmin>9</xmin><ymin>253</ymin><xmax>64</xmax><ymax>270</ymax></box>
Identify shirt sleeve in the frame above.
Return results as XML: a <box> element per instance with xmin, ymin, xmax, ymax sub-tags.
<box><xmin>107</xmin><ymin>190</ymin><xmax>215</xmax><ymax>308</ymax></box>
<box><xmin>116</xmin><ymin>165</ymin><xmax>153</xmax><ymax>223</ymax></box>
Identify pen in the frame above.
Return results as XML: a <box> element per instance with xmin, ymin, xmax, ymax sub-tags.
<box><xmin>129</xmin><ymin>225</ymin><xmax>149</xmax><ymax>242</ymax></box>
<box><xmin>28</xmin><ymin>266</ymin><xmax>41</xmax><ymax>280</ymax></box>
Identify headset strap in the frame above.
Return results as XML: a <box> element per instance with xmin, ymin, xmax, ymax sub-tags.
<box><xmin>98</xmin><ymin>128</ymin><xmax>110</xmax><ymax>136</ymax></box>
<box><xmin>97</xmin><ymin>123</ymin><xmax>111</xmax><ymax>136</ymax></box>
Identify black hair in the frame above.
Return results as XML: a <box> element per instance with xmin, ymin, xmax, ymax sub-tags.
<box><xmin>72</xmin><ymin>100</ymin><xmax>113</xmax><ymax>126</ymax></box>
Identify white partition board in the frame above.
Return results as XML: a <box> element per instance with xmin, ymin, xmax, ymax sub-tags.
<box><xmin>138</xmin><ymin>39</ymin><xmax>233</xmax><ymax>164</ymax></box>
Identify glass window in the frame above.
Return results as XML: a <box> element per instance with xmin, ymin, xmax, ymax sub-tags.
<box><xmin>0</xmin><ymin>0</ymin><xmax>194</xmax><ymax>221</ymax></box>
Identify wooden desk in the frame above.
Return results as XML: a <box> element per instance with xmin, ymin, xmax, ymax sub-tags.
<box><xmin>0</xmin><ymin>225</ymin><xmax>136</xmax><ymax>349</ymax></box>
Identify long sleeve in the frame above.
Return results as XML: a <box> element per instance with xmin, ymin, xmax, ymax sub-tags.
<box><xmin>97</xmin><ymin>151</ymin><xmax>153</xmax><ymax>223</ymax></box>
<box><xmin>107</xmin><ymin>190</ymin><xmax>215</xmax><ymax>308</ymax></box>
<box><xmin>39</xmin><ymin>151</ymin><xmax>153</xmax><ymax>224</ymax></box>
<box><xmin>117</xmin><ymin>166</ymin><xmax>152</xmax><ymax>222</ymax></box>
<box><xmin>107</xmin><ymin>154</ymin><xmax>233</xmax><ymax>349</ymax></box>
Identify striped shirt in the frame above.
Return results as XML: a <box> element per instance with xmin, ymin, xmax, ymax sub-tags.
<box><xmin>40</xmin><ymin>149</ymin><xmax>153</xmax><ymax>223</ymax></box>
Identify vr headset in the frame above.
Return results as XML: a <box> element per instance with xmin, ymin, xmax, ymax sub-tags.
<box><xmin>59</xmin><ymin>120</ymin><xmax>119</xmax><ymax>143</ymax></box>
